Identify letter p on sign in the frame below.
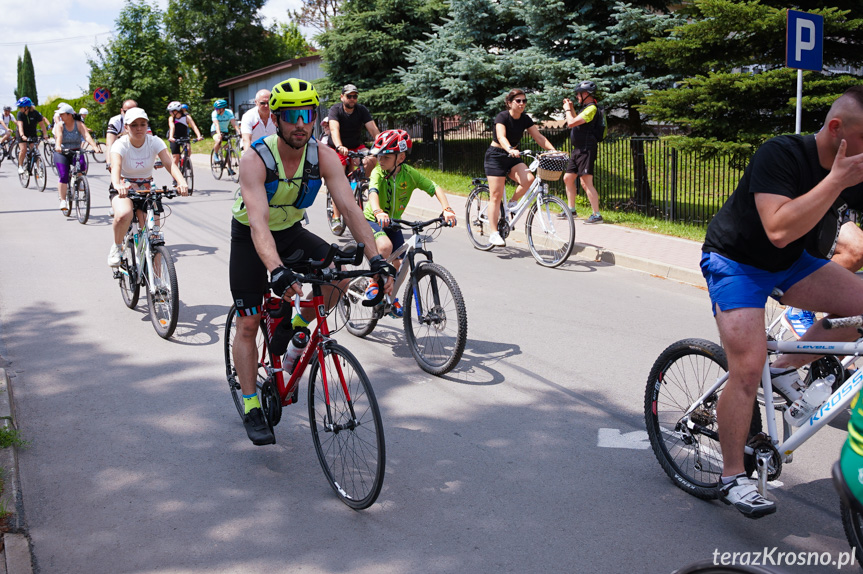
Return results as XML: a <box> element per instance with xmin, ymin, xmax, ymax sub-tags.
<box><xmin>787</xmin><ymin>10</ymin><xmax>823</xmax><ymax>71</ymax></box>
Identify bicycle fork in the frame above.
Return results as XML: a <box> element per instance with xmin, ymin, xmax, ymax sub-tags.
<box><xmin>318</xmin><ymin>344</ymin><xmax>360</xmax><ymax>434</ymax></box>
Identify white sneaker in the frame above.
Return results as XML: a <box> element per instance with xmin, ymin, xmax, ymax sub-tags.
<box><xmin>718</xmin><ymin>475</ymin><xmax>777</xmax><ymax>518</ymax></box>
<box><xmin>489</xmin><ymin>232</ymin><xmax>506</xmax><ymax>247</ymax></box>
<box><xmin>59</xmin><ymin>199</ymin><xmax>68</xmax><ymax>211</ymax></box>
<box><xmin>108</xmin><ymin>207</ymin><xmax>114</xmax><ymax>217</ymax></box>
<box><xmin>506</xmin><ymin>201</ymin><xmax>517</xmax><ymax>210</ymax></box>
<box><xmin>17</xmin><ymin>166</ymin><xmax>24</xmax><ymax>175</ymax></box>
<box><xmin>107</xmin><ymin>244</ymin><xmax>122</xmax><ymax>267</ymax></box>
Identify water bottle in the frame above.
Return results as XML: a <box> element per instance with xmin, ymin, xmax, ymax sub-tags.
<box><xmin>283</xmin><ymin>330</ymin><xmax>309</xmax><ymax>373</ymax></box>
<box><xmin>784</xmin><ymin>375</ymin><xmax>834</xmax><ymax>427</ymax></box>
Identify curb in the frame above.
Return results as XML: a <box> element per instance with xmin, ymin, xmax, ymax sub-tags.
<box><xmin>0</xmin><ymin>369</ymin><xmax>33</xmax><ymax>574</ymax></box>
<box><xmin>401</xmin><ymin>203</ymin><xmax>705</xmax><ymax>288</ymax></box>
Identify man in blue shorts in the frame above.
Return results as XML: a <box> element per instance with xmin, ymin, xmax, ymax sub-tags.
<box><xmin>701</xmin><ymin>86</ymin><xmax>863</xmax><ymax>518</ymax></box>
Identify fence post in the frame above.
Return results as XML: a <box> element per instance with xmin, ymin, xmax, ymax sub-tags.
<box><xmin>437</xmin><ymin>117</ymin><xmax>444</xmax><ymax>172</ymax></box>
<box><xmin>669</xmin><ymin>147</ymin><xmax>677</xmax><ymax>221</ymax></box>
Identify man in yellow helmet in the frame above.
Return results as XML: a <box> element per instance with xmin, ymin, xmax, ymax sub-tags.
<box><xmin>229</xmin><ymin>78</ymin><xmax>393</xmax><ymax>445</ymax></box>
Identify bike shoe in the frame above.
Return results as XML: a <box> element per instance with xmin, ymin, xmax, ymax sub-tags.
<box><xmin>243</xmin><ymin>407</ymin><xmax>275</xmax><ymax>446</ymax></box>
<box><xmin>388</xmin><ymin>298</ymin><xmax>403</xmax><ymax>319</ymax></box>
<box><xmin>718</xmin><ymin>475</ymin><xmax>776</xmax><ymax>519</ymax></box>
<box><xmin>365</xmin><ymin>281</ymin><xmax>379</xmax><ymax>300</ymax></box>
<box><xmin>331</xmin><ymin>218</ymin><xmax>344</xmax><ymax>234</ymax></box>
<box><xmin>781</xmin><ymin>307</ymin><xmax>815</xmax><ymax>339</ymax></box>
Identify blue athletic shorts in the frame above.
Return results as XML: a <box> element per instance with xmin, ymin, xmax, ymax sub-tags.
<box><xmin>368</xmin><ymin>220</ymin><xmax>405</xmax><ymax>256</ymax></box>
<box><xmin>700</xmin><ymin>250</ymin><xmax>829</xmax><ymax>315</ymax></box>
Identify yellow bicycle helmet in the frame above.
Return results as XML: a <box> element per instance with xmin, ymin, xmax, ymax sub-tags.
<box><xmin>269</xmin><ymin>78</ymin><xmax>319</xmax><ymax>109</ymax></box>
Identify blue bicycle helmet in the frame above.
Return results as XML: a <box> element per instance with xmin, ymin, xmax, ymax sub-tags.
<box><xmin>213</xmin><ymin>99</ymin><xmax>228</xmax><ymax>109</ymax></box>
<box><xmin>16</xmin><ymin>97</ymin><xmax>32</xmax><ymax>108</ymax></box>
<box><xmin>180</xmin><ymin>103</ymin><xmax>189</xmax><ymax>110</ymax></box>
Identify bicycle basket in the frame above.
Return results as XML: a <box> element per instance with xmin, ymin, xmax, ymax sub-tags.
<box><xmin>537</xmin><ymin>152</ymin><xmax>568</xmax><ymax>182</ymax></box>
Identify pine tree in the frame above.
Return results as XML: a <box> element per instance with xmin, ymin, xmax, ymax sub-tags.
<box><xmin>19</xmin><ymin>46</ymin><xmax>38</xmax><ymax>105</ymax></box>
<box><xmin>14</xmin><ymin>56</ymin><xmax>22</xmax><ymax>101</ymax></box>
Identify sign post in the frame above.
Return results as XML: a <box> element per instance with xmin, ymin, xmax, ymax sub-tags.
<box><xmin>93</xmin><ymin>87</ymin><xmax>111</xmax><ymax>105</ymax></box>
<box><xmin>786</xmin><ymin>10</ymin><xmax>823</xmax><ymax>134</ymax></box>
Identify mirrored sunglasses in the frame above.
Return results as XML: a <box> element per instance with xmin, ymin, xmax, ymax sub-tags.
<box><xmin>276</xmin><ymin>109</ymin><xmax>317</xmax><ymax>124</ymax></box>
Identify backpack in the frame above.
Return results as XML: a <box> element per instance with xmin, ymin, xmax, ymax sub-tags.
<box><xmin>591</xmin><ymin>103</ymin><xmax>607</xmax><ymax>143</ymax></box>
<box><xmin>251</xmin><ymin>136</ymin><xmax>322</xmax><ymax>209</ymax></box>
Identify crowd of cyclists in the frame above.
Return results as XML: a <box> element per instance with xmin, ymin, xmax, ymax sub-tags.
<box><xmin>5</xmin><ymin>77</ymin><xmax>863</xmax><ymax>538</ymax></box>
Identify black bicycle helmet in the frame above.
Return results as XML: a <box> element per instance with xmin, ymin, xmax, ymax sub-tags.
<box><xmin>575</xmin><ymin>81</ymin><xmax>597</xmax><ymax>95</ymax></box>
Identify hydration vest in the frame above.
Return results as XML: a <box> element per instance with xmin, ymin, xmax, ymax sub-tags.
<box><xmin>250</xmin><ymin>136</ymin><xmax>322</xmax><ymax>209</ymax></box>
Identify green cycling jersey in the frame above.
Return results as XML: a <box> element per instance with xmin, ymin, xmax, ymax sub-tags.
<box><xmin>363</xmin><ymin>163</ymin><xmax>439</xmax><ymax>221</ymax></box>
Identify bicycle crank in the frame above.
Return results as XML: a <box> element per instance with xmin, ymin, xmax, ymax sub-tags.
<box><xmin>748</xmin><ymin>432</ymin><xmax>782</xmax><ymax>494</ymax></box>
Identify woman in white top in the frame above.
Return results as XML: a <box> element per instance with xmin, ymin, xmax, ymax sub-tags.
<box><xmin>108</xmin><ymin>108</ymin><xmax>189</xmax><ymax>267</ymax></box>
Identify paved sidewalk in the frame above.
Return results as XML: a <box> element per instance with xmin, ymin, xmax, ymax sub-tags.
<box><xmin>190</xmin><ymin>153</ymin><xmax>705</xmax><ymax>286</ymax></box>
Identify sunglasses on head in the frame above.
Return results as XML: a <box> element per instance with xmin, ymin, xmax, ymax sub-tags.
<box><xmin>276</xmin><ymin>109</ymin><xmax>317</xmax><ymax>124</ymax></box>
<box><xmin>514</xmin><ymin>98</ymin><xmax>527</xmax><ymax>104</ymax></box>
<box><xmin>345</xmin><ymin>94</ymin><xmax>358</xmax><ymax>100</ymax></box>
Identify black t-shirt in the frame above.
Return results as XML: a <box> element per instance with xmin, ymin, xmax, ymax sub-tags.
<box><xmin>17</xmin><ymin>109</ymin><xmax>44</xmax><ymax>137</ymax></box>
<box><xmin>703</xmin><ymin>134</ymin><xmax>863</xmax><ymax>271</ymax></box>
<box><xmin>492</xmin><ymin>111</ymin><xmax>534</xmax><ymax>148</ymax></box>
<box><xmin>570</xmin><ymin>101</ymin><xmax>601</xmax><ymax>146</ymax></box>
<box><xmin>327</xmin><ymin>103</ymin><xmax>373</xmax><ymax>149</ymax></box>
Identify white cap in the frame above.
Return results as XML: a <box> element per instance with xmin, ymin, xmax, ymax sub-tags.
<box><xmin>321</xmin><ymin>116</ymin><xmax>329</xmax><ymax>123</ymax></box>
<box><xmin>123</xmin><ymin>107</ymin><xmax>149</xmax><ymax>125</ymax></box>
<box><xmin>56</xmin><ymin>103</ymin><xmax>75</xmax><ymax>115</ymax></box>
<box><xmin>79</xmin><ymin>108</ymin><xmax>88</xmax><ymax>116</ymax></box>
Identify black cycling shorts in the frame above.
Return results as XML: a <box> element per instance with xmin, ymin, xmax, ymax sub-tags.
<box><xmin>229</xmin><ymin>218</ymin><xmax>330</xmax><ymax>316</ymax></box>
<box><xmin>565</xmin><ymin>145</ymin><xmax>597</xmax><ymax>176</ymax></box>
<box><xmin>483</xmin><ymin>146</ymin><xmax>524</xmax><ymax>177</ymax></box>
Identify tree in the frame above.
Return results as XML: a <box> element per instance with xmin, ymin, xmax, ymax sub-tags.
<box><xmin>316</xmin><ymin>0</ymin><xmax>448</xmax><ymax>123</ymax></box>
<box><xmin>88</xmin><ymin>0</ymin><xmax>180</xmax><ymax>132</ymax></box>
<box><xmin>14</xmin><ymin>56</ymin><xmax>22</xmax><ymax>101</ymax></box>
<box><xmin>289</xmin><ymin>0</ymin><xmax>344</xmax><ymax>35</ymax></box>
<box><xmin>635</xmin><ymin>0</ymin><xmax>863</xmax><ymax>147</ymax></box>
<box><xmin>165</xmin><ymin>0</ymin><xmax>287</xmax><ymax>97</ymax></box>
<box><xmin>17</xmin><ymin>46</ymin><xmax>39</xmax><ymax>104</ymax></box>
<box><xmin>275</xmin><ymin>21</ymin><xmax>314</xmax><ymax>61</ymax></box>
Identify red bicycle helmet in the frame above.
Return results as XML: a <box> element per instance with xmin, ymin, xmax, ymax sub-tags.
<box><xmin>370</xmin><ymin>129</ymin><xmax>412</xmax><ymax>156</ymax></box>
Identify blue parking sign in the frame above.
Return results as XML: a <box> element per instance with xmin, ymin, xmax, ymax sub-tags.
<box><xmin>787</xmin><ymin>10</ymin><xmax>823</xmax><ymax>71</ymax></box>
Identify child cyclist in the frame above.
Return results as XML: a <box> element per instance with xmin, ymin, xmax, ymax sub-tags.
<box><xmin>363</xmin><ymin>129</ymin><xmax>457</xmax><ymax>316</ymax></box>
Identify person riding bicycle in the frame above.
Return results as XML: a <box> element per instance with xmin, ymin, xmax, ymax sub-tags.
<box><xmin>0</xmin><ymin>108</ymin><xmax>10</xmax><ymax>146</ymax></box>
<box><xmin>166</xmin><ymin>101</ymin><xmax>203</xmax><ymax>172</ymax></box>
<box><xmin>240</xmin><ymin>89</ymin><xmax>277</xmax><ymax>151</ymax></box>
<box><xmin>484</xmin><ymin>88</ymin><xmax>556</xmax><ymax>247</ymax></box>
<box><xmin>15</xmin><ymin>96</ymin><xmax>50</xmax><ymax>175</ymax></box>
<box><xmin>105</xmin><ymin>99</ymin><xmax>150</xmax><ymax>171</ymax></box>
<box><xmin>53</xmin><ymin>103</ymin><xmax>98</xmax><ymax>212</ymax></box>
<box><xmin>699</xmin><ymin>86</ymin><xmax>863</xmax><ymax>519</ymax></box>
<box><xmin>327</xmin><ymin>84</ymin><xmax>381</xmax><ymax>234</ymax></box>
<box><xmin>362</xmin><ymin>129</ymin><xmax>457</xmax><ymax>316</ymax></box>
<box><xmin>230</xmin><ymin>77</ymin><xmax>393</xmax><ymax>446</ymax></box>
<box><xmin>108</xmin><ymin>108</ymin><xmax>189</xmax><ymax>267</ymax></box>
<box><xmin>211</xmin><ymin>99</ymin><xmax>239</xmax><ymax>170</ymax></box>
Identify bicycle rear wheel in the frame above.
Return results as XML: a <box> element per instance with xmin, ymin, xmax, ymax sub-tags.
<box><xmin>338</xmin><ymin>266</ymin><xmax>379</xmax><ymax>337</ymax></box>
<box><xmin>326</xmin><ymin>190</ymin><xmax>346</xmax><ymax>236</ymax></box>
<box><xmin>75</xmin><ymin>175</ymin><xmax>90</xmax><ymax>224</ymax></box>
<box><xmin>210</xmin><ymin>149</ymin><xmax>223</xmax><ymax>179</ymax></box>
<box><xmin>466</xmin><ymin>185</ymin><xmax>495</xmax><ymax>251</ymax></box>
<box><xmin>118</xmin><ymin>236</ymin><xmax>140</xmax><ymax>309</ymax></box>
<box><xmin>90</xmin><ymin>141</ymin><xmax>106</xmax><ymax>163</ymax></box>
<box><xmin>525</xmin><ymin>195</ymin><xmax>574</xmax><ymax>267</ymax></box>
<box><xmin>644</xmin><ymin>339</ymin><xmax>760</xmax><ymax>500</ymax></box>
<box><xmin>224</xmin><ymin>306</ymin><xmax>276</xmax><ymax>420</ymax></box>
<box><xmin>33</xmin><ymin>155</ymin><xmax>47</xmax><ymax>192</ymax></box>
<box><xmin>147</xmin><ymin>244</ymin><xmax>179</xmax><ymax>338</ymax></box>
<box><xmin>61</xmin><ymin>185</ymin><xmax>73</xmax><ymax>217</ymax></box>
<box><xmin>18</xmin><ymin>158</ymin><xmax>30</xmax><ymax>188</ymax></box>
<box><xmin>43</xmin><ymin>141</ymin><xmax>55</xmax><ymax>173</ymax></box>
<box><xmin>308</xmin><ymin>343</ymin><xmax>385</xmax><ymax>510</ymax></box>
<box><xmin>403</xmin><ymin>262</ymin><xmax>468</xmax><ymax>375</ymax></box>
<box><xmin>227</xmin><ymin>146</ymin><xmax>240</xmax><ymax>182</ymax></box>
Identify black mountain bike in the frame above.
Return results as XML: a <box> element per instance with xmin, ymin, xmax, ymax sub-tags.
<box><xmin>18</xmin><ymin>139</ymin><xmax>47</xmax><ymax>192</ymax></box>
<box><xmin>174</xmin><ymin>138</ymin><xmax>195</xmax><ymax>193</ymax></box>
<box><xmin>327</xmin><ymin>149</ymin><xmax>369</xmax><ymax>236</ymax></box>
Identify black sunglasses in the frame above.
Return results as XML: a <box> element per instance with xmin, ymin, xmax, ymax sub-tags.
<box><xmin>514</xmin><ymin>98</ymin><xmax>527</xmax><ymax>104</ymax></box>
<box><xmin>345</xmin><ymin>94</ymin><xmax>358</xmax><ymax>100</ymax></box>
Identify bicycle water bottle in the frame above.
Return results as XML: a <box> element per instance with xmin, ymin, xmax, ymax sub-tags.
<box><xmin>284</xmin><ymin>330</ymin><xmax>309</xmax><ymax>373</ymax></box>
<box><xmin>784</xmin><ymin>375</ymin><xmax>834</xmax><ymax>427</ymax></box>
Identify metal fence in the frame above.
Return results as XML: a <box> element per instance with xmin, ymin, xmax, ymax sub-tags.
<box><xmin>383</xmin><ymin>118</ymin><xmax>748</xmax><ymax>227</ymax></box>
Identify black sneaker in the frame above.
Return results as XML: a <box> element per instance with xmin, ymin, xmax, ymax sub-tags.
<box><xmin>243</xmin><ymin>407</ymin><xmax>275</xmax><ymax>445</ymax></box>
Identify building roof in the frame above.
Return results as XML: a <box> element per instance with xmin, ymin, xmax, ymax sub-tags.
<box><xmin>218</xmin><ymin>55</ymin><xmax>322</xmax><ymax>89</ymax></box>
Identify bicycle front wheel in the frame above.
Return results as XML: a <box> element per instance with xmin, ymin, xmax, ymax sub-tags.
<box><xmin>403</xmin><ymin>262</ymin><xmax>468</xmax><ymax>375</ymax></box>
<box><xmin>119</xmin><ymin>237</ymin><xmax>140</xmax><ymax>309</ymax></box>
<box><xmin>183</xmin><ymin>158</ymin><xmax>195</xmax><ymax>193</ymax></box>
<box><xmin>147</xmin><ymin>244</ymin><xmax>179</xmax><ymax>338</ymax></box>
<box><xmin>75</xmin><ymin>175</ymin><xmax>90</xmax><ymax>224</ymax></box>
<box><xmin>227</xmin><ymin>147</ymin><xmax>240</xmax><ymax>183</ymax></box>
<box><xmin>525</xmin><ymin>195</ymin><xmax>574</xmax><ymax>267</ymax></box>
<box><xmin>18</xmin><ymin>158</ymin><xmax>30</xmax><ymax>188</ymax></box>
<box><xmin>338</xmin><ymin>271</ymin><xmax>379</xmax><ymax>338</ymax></box>
<box><xmin>841</xmin><ymin>501</ymin><xmax>863</xmax><ymax>569</ymax></box>
<box><xmin>644</xmin><ymin>339</ymin><xmax>760</xmax><ymax>500</ymax></box>
<box><xmin>33</xmin><ymin>155</ymin><xmax>47</xmax><ymax>192</ymax></box>
<box><xmin>466</xmin><ymin>185</ymin><xmax>495</xmax><ymax>251</ymax></box>
<box><xmin>308</xmin><ymin>343</ymin><xmax>385</xmax><ymax>510</ymax></box>
<box><xmin>210</xmin><ymin>150</ymin><xmax>223</xmax><ymax>179</ymax></box>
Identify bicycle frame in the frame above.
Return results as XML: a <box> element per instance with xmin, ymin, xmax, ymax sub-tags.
<box><xmin>385</xmin><ymin>226</ymin><xmax>434</xmax><ymax>307</ymax></box>
<box><xmin>122</xmin><ymin>194</ymin><xmax>168</xmax><ymax>299</ymax></box>
<box><xmin>684</xmin><ymin>338</ymin><xmax>863</xmax><ymax>465</ymax></box>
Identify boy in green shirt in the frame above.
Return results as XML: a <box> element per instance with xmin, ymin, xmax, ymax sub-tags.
<box><xmin>363</xmin><ymin>129</ymin><xmax>457</xmax><ymax>316</ymax></box>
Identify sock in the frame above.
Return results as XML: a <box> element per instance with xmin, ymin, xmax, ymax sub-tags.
<box><xmin>720</xmin><ymin>473</ymin><xmax>746</xmax><ymax>485</ymax></box>
<box><xmin>291</xmin><ymin>313</ymin><xmax>311</xmax><ymax>329</ymax></box>
<box><xmin>243</xmin><ymin>393</ymin><xmax>260</xmax><ymax>414</ymax></box>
